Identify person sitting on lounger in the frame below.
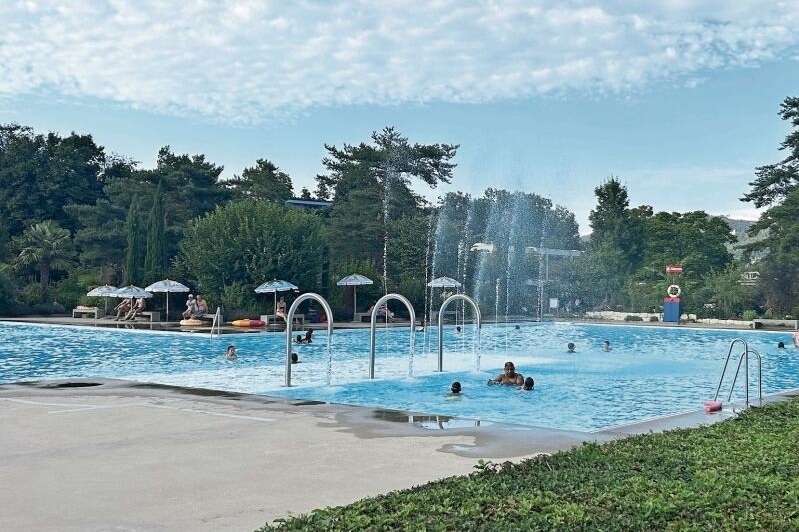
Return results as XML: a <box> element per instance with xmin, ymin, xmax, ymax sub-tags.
<box><xmin>124</xmin><ymin>297</ymin><xmax>146</xmax><ymax>320</ymax></box>
<box><xmin>194</xmin><ymin>295</ymin><xmax>209</xmax><ymax>318</ymax></box>
<box><xmin>276</xmin><ymin>297</ymin><xmax>287</xmax><ymax>321</ymax></box>
<box><xmin>114</xmin><ymin>297</ymin><xmax>132</xmax><ymax>321</ymax></box>
<box><xmin>182</xmin><ymin>294</ymin><xmax>197</xmax><ymax>319</ymax></box>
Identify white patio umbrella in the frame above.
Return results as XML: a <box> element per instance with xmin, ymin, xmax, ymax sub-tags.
<box><xmin>254</xmin><ymin>279</ymin><xmax>299</xmax><ymax>314</ymax></box>
<box><xmin>144</xmin><ymin>279</ymin><xmax>190</xmax><ymax>321</ymax></box>
<box><xmin>427</xmin><ymin>276</ymin><xmax>462</xmax><ymax>288</ymax></box>
<box><xmin>111</xmin><ymin>285</ymin><xmax>153</xmax><ymax>299</ymax></box>
<box><xmin>86</xmin><ymin>284</ymin><xmax>117</xmax><ymax>313</ymax></box>
<box><xmin>336</xmin><ymin>274</ymin><xmax>373</xmax><ymax>321</ymax></box>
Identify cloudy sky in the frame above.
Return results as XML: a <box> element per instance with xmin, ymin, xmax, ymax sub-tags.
<box><xmin>3</xmin><ymin>1</ymin><xmax>798</xmax><ymax>233</ymax></box>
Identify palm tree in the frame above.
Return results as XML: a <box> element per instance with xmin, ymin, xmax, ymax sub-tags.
<box><xmin>13</xmin><ymin>220</ymin><xmax>77</xmax><ymax>301</ymax></box>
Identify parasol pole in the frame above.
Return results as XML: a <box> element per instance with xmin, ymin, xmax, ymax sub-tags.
<box><xmin>353</xmin><ymin>286</ymin><xmax>358</xmax><ymax>322</ymax></box>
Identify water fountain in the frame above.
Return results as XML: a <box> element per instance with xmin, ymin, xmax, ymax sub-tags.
<box><xmin>427</xmin><ymin>190</ymin><xmax>581</xmax><ymax>324</ymax></box>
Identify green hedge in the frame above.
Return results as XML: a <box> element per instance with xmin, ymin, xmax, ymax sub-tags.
<box><xmin>259</xmin><ymin>399</ymin><xmax>799</xmax><ymax>531</ymax></box>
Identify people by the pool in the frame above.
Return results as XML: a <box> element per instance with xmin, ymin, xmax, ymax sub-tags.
<box><xmin>182</xmin><ymin>294</ymin><xmax>197</xmax><ymax>319</ymax></box>
<box><xmin>447</xmin><ymin>381</ymin><xmax>462</xmax><ymax>398</ymax></box>
<box><xmin>276</xmin><ymin>297</ymin><xmax>287</xmax><ymax>321</ymax></box>
<box><xmin>114</xmin><ymin>297</ymin><xmax>132</xmax><ymax>320</ymax></box>
<box><xmin>123</xmin><ymin>296</ymin><xmax>146</xmax><ymax>320</ymax></box>
<box><xmin>225</xmin><ymin>345</ymin><xmax>237</xmax><ymax>360</ymax></box>
<box><xmin>291</xmin><ymin>352</ymin><xmax>300</xmax><ymax>364</ymax></box>
<box><xmin>487</xmin><ymin>361</ymin><xmax>524</xmax><ymax>386</ymax></box>
<box><xmin>519</xmin><ymin>377</ymin><xmax>535</xmax><ymax>391</ymax></box>
<box><xmin>603</xmin><ymin>340</ymin><xmax>611</xmax><ymax>352</ymax></box>
<box><xmin>567</xmin><ymin>342</ymin><xmax>576</xmax><ymax>353</ymax></box>
<box><xmin>295</xmin><ymin>329</ymin><xmax>313</xmax><ymax>344</ymax></box>
<box><xmin>194</xmin><ymin>295</ymin><xmax>209</xmax><ymax>318</ymax></box>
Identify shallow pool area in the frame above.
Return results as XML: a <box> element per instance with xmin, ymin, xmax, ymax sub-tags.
<box><xmin>1</xmin><ymin>320</ymin><xmax>797</xmax><ymax>431</ymax></box>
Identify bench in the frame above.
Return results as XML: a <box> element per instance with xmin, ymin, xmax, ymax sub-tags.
<box><xmin>72</xmin><ymin>307</ymin><xmax>102</xmax><ymax>319</ymax></box>
<box><xmin>260</xmin><ymin>314</ymin><xmax>304</xmax><ymax>327</ymax></box>
<box><xmin>354</xmin><ymin>312</ymin><xmax>371</xmax><ymax>323</ymax></box>
<box><xmin>137</xmin><ymin>311</ymin><xmax>160</xmax><ymax>322</ymax></box>
<box><xmin>431</xmin><ymin>310</ymin><xmax>459</xmax><ymax>324</ymax></box>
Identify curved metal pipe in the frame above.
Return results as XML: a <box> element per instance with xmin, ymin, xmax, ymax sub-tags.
<box><xmin>284</xmin><ymin>293</ymin><xmax>334</xmax><ymax>387</ymax></box>
<box><xmin>437</xmin><ymin>294</ymin><xmax>481</xmax><ymax>372</ymax></box>
<box><xmin>368</xmin><ymin>293</ymin><xmax>416</xmax><ymax>379</ymax></box>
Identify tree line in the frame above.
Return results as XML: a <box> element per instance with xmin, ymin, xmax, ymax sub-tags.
<box><xmin>0</xmin><ymin>97</ymin><xmax>797</xmax><ymax>320</ymax></box>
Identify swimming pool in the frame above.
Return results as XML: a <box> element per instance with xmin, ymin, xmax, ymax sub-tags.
<box><xmin>1</xmin><ymin>321</ymin><xmax>797</xmax><ymax>431</ymax></box>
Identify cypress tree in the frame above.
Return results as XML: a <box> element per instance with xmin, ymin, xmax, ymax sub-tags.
<box><xmin>144</xmin><ymin>182</ymin><xmax>166</xmax><ymax>281</ymax></box>
<box><xmin>124</xmin><ymin>196</ymin><xmax>144</xmax><ymax>285</ymax></box>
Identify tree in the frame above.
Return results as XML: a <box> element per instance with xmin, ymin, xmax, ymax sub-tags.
<box><xmin>224</xmin><ymin>159</ymin><xmax>294</xmax><ymax>203</ymax></box>
<box><xmin>177</xmin><ymin>200</ymin><xmax>327</xmax><ymax>310</ymax></box>
<box><xmin>585</xmin><ymin>178</ymin><xmax>645</xmax><ymax>308</ymax></box>
<box><xmin>701</xmin><ymin>264</ymin><xmax>753</xmax><ymax>318</ymax></box>
<box><xmin>315</xmin><ymin>127</ymin><xmax>458</xmax><ymax>280</ymax></box>
<box><xmin>741</xmin><ymin>96</ymin><xmax>799</xmax><ymax>315</ymax></box>
<box><xmin>0</xmin><ymin>124</ymin><xmax>108</xmax><ymax>239</ymax></box>
<box><xmin>124</xmin><ymin>197</ymin><xmax>145</xmax><ymax>285</ymax></box>
<box><xmin>143</xmin><ymin>182</ymin><xmax>166</xmax><ymax>281</ymax></box>
<box><xmin>12</xmin><ymin>220</ymin><xmax>77</xmax><ymax>301</ymax></box>
<box><xmin>67</xmin><ymin>146</ymin><xmax>229</xmax><ymax>279</ymax></box>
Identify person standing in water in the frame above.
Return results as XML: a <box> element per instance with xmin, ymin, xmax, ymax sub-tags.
<box><xmin>488</xmin><ymin>362</ymin><xmax>524</xmax><ymax>386</ymax></box>
<box><xmin>225</xmin><ymin>345</ymin><xmax>237</xmax><ymax>360</ymax></box>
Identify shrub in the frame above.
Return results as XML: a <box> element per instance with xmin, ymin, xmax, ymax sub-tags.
<box><xmin>649</xmin><ymin>316</ymin><xmax>659</xmax><ymax>322</ymax></box>
<box><xmin>742</xmin><ymin>309</ymin><xmax>758</xmax><ymax>321</ymax></box>
<box><xmin>624</xmin><ymin>315</ymin><xmax>644</xmax><ymax>321</ymax></box>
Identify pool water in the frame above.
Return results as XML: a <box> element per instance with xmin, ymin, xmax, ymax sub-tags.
<box><xmin>1</xmin><ymin>321</ymin><xmax>797</xmax><ymax>431</ymax></box>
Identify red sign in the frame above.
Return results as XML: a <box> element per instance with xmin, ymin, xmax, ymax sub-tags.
<box><xmin>665</xmin><ymin>264</ymin><xmax>683</xmax><ymax>274</ymax></box>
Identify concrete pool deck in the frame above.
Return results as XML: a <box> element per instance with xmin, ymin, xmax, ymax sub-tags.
<box><xmin>1</xmin><ymin>376</ymin><xmax>753</xmax><ymax>532</ymax></box>
<box><xmin>0</xmin><ymin>315</ymin><xmax>789</xmax><ymax>531</ymax></box>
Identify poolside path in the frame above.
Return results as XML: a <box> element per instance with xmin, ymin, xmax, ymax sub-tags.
<box><xmin>0</xmin><ymin>378</ymin><xmax>613</xmax><ymax>532</ymax></box>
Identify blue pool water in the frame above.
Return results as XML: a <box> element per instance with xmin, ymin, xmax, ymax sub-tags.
<box><xmin>1</xmin><ymin>321</ymin><xmax>797</xmax><ymax>431</ymax></box>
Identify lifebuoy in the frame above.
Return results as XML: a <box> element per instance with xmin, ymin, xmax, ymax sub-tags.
<box><xmin>793</xmin><ymin>331</ymin><xmax>799</xmax><ymax>349</ymax></box>
<box><xmin>667</xmin><ymin>284</ymin><xmax>681</xmax><ymax>298</ymax></box>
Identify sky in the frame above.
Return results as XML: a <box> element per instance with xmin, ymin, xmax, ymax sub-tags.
<box><xmin>2</xmin><ymin>1</ymin><xmax>799</xmax><ymax>234</ymax></box>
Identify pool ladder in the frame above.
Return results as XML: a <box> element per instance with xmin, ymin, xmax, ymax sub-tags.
<box><xmin>209</xmin><ymin>307</ymin><xmax>222</xmax><ymax>339</ymax></box>
<box><xmin>713</xmin><ymin>338</ymin><xmax>762</xmax><ymax>409</ymax></box>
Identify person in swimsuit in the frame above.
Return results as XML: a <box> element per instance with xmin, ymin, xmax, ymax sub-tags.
<box><xmin>487</xmin><ymin>361</ymin><xmax>524</xmax><ymax>386</ymax></box>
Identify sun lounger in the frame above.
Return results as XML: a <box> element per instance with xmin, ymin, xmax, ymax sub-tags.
<box><xmin>72</xmin><ymin>306</ymin><xmax>103</xmax><ymax>319</ymax></box>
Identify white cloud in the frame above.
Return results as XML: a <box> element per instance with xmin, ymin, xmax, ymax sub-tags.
<box><xmin>1</xmin><ymin>0</ymin><xmax>798</xmax><ymax>124</ymax></box>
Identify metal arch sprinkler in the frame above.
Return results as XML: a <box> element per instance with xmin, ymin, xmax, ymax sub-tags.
<box><xmin>368</xmin><ymin>293</ymin><xmax>416</xmax><ymax>379</ymax></box>
<box><xmin>284</xmin><ymin>293</ymin><xmax>334</xmax><ymax>387</ymax></box>
<box><xmin>437</xmin><ymin>293</ymin><xmax>482</xmax><ymax>372</ymax></box>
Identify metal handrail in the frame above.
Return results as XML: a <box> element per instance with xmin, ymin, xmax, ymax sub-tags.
<box><xmin>209</xmin><ymin>306</ymin><xmax>221</xmax><ymax>339</ymax></box>
<box><xmin>713</xmin><ymin>338</ymin><xmax>762</xmax><ymax>408</ymax></box>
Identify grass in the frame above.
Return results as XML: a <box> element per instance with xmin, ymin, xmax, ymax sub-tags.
<box><xmin>258</xmin><ymin>398</ymin><xmax>799</xmax><ymax>531</ymax></box>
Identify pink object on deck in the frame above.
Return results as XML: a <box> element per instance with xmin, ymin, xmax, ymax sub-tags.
<box><xmin>704</xmin><ymin>400</ymin><xmax>722</xmax><ymax>413</ymax></box>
